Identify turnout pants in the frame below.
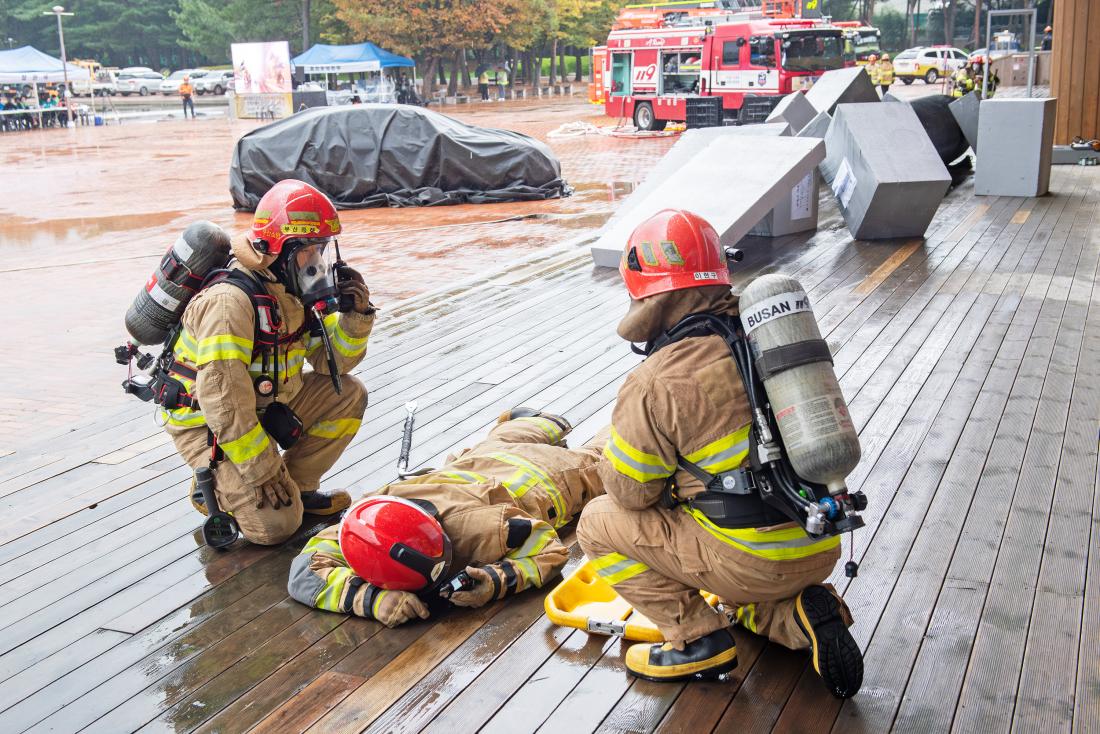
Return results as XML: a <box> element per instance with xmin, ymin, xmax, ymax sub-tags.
<box><xmin>174</xmin><ymin>373</ymin><xmax>368</xmax><ymax>545</ymax></box>
<box><xmin>577</xmin><ymin>495</ymin><xmax>845</xmax><ymax>648</ymax></box>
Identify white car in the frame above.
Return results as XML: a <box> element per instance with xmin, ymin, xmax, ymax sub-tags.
<box><xmin>892</xmin><ymin>46</ymin><xmax>970</xmax><ymax>84</ymax></box>
<box><xmin>116</xmin><ymin>67</ymin><xmax>164</xmax><ymax>96</ymax></box>
<box><xmin>159</xmin><ymin>69</ymin><xmax>207</xmax><ymax>95</ymax></box>
<box><xmin>195</xmin><ymin>70</ymin><xmax>234</xmax><ymax>95</ymax></box>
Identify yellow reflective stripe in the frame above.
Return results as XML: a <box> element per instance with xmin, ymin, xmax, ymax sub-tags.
<box><xmin>735</xmin><ymin>603</ymin><xmax>758</xmax><ymax>632</ymax></box>
<box><xmin>686</xmin><ymin>507</ymin><xmax>840</xmax><ymax>560</ymax></box>
<box><xmin>325</xmin><ymin>313</ymin><xmax>368</xmax><ymax>358</ymax></box>
<box><xmin>372</xmin><ymin>590</ymin><xmax>389</xmax><ymax>619</ymax></box>
<box><xmin>165</xmin><ymin>408</ymin><xmax>206</xmax><ymax>427</ymax></box>
<box><xmin>515</xmin><ymin>416</ymin><xmax>564</xmax><ymax>443</ymax></box>
<box><xmin>591</xmin><ymin>552</ymin><xmax>650</xmax><ymax>586</ymax></box>
<box><xmin>194</xmin><ymin>334</ymin><xmax>253</xmax><ymax>365</ymax></box>
<box><xmin>682</xmin><ymin>424</ymin><xmax>752</xmax><ymax>474</ymax></box>
<box><xmin>306</xmin><ymin>418</ymin><xmax>362</xmax><ymax>440</ymax></box>
<box><xmin>174</xmin><ymin>330</ymin><xmax>200</xmax><ymax>362</ymax></box>
<box><xmin>501</xmin><ymin>467</ymin><xmax>540</xmax><ymax>499</ymax></box>
<box><xmin>486</xmin><ymin>452</ymin><xmax>568</xmax><ymax>527</ymax></box>
<box><xmin>249</xmin><ymin>347</ymin><xmax>309</xmax><ymax>380</ymax></box>
<box><xmin>303</xmin><ymin>536</ymin><xmax>343</xmax><ymax>557</ymax></box>
<box><xmin>604</xmin><ymin>426</ymin><xmax>674</xmax><ymax>483</ymax></box>
<box><xmin>514</xmin><ymin>558</ymin><xmax>540</xmax><ymax>585</ymax></box>
<box><xmin>506</xmin><ymin>521</ymin><xmax>557</xmax><ymax>561</ymax></box>
<box><xmin>439</xmin><ymin>470</ymin><xmax>489</xmax><ymax>484</ymax></box>
<box><xmin>317</xmin><ymin>567</ymin><xmax>352</xmax><ymax>611</ymax></box>
<box><xmin>219</xmin><ymin>423</ymin><xmax>270</xmax><ymax>464</ymax></box>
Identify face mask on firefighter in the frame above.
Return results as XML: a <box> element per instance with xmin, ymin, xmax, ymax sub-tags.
<box><xmin>283</xmin><ymin>238</ymin><xmax>338</xmax><ymax>311</ymax></box>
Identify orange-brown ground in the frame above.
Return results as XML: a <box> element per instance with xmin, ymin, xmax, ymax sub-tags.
<box><xmin>0</xmin><ymin>98</ymin><xmax>673</xmax><ymax>450</ymax></box>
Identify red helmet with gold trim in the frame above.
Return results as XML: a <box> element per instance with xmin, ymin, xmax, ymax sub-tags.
<box><xmin>249</xmin><ymin>179</ymin><xmax>341</xmax><ymax>255</ymax></box>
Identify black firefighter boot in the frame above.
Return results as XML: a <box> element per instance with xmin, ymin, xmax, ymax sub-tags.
<box><xmin>794</xmin><ymin>585</ymin><xmax>864</xmax><ymax>699</ymax></box>
<box><xmin>625</xmin><ymin>627</ymin><xmax>738</xmax><ymax>682</ymax></box>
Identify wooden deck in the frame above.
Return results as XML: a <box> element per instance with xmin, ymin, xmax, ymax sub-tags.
<box><xmin>1</xmin><ymin>164</ymin><xmax>1098</xmax><ymax>733</ymax></box>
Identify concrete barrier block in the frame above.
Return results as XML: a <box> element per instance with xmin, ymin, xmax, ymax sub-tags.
<box><xmin>591</xmin><ymin>134</ymin><xmax>825</xmax><ymax>265</ymax></box>
<box><xmin>805</xmin><ymin>67</ymin><xmax>879</xmax><ymax>114</ymax></box>
<box><xmin>797</xmin><ymin>110</ymin><xmax>832</xmax><ymax>139</ymax></box>
<box><xmin>949</xmin><ymin>91</ymin><xmax>980</xmax><ymax>151</ymax></box>
<box><xmin>820</xmin><ymin>103</ymin><xmax>951</xmax><ymax>239</ymax></box>
<box><xmin>974</xmin><ymin>98</ymin><xmax>1056</xmax><ymax>197</ymax></box>
<box><xmin>749</xmin><ymin>170</ymin><xmax>820</xmax><ymax>237</ymax></box>
<box><xmin>766</xmin><ymin>92</ymin><xmax>817</xmax><ymax>135</ymax></box>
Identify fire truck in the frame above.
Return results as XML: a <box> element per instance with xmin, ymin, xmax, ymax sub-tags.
<box><xmin>833</xmin><ymin>21</ymin><xmax>882</xmax><ymax>66</ymax></box>
<box><xmin>596</xmin><ymin>1</ymin><xmax>845</xmax><ymax>129</ymax></box>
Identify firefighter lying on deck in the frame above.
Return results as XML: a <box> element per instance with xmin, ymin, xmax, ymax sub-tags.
<box><xmin>167</xmin><ymin>180</ymin><xmax>373</xmax><ymax>545</ymax></box>
<box><xmin>287</xmin><ymin>411</ymin><xmax>607</xmax><ymax>627</ymax></box>
<box><xmin>576</xmin><ymin>209</ymin><xmax>864</xmax><ymax>698</ymax></box>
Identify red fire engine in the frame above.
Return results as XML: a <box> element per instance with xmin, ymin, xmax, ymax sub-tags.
<box><xmin>597</xmin><ymin>6</ymin><xmax>844</xmax><ymax>129</ymax></box>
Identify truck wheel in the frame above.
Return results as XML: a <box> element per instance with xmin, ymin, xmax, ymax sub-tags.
<box><xmin>902</xmin><ymin>78</ymin><xmax>914</xmax><ymax>85</ymax></box>
<box><xmin>924</xmin><ymin>69</ymin><xmax>939</xmax><ymax>84</ymax></box>
<box><xmin>633</xmin><ymin>102</ymin><xmax>665</xmax><ymax>132</ymax></box>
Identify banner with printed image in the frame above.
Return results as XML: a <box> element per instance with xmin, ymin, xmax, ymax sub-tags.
<box><xmin>231</xmin><ymin>41</ymin><xmax>292</xmax><ymax>94</ymax></box>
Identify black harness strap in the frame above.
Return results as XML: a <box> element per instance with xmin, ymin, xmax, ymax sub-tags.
<box><xmin>755</xmin><ymin>339</ymin><xmax>833</xmax><ymax>381</ymax></box>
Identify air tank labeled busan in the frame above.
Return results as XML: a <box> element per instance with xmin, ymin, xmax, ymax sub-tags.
<box><xmin>739</xmin><ymin>274</ymin><xmax>861</xmax><ymax>496</ymax></box>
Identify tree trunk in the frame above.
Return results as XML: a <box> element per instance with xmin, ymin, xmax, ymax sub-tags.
<box><xmin>971</xmin><ymin>0</ymin><xmax>981</xmax><ymax>47</ymax></box>
<box><xmin>301</xmin><ymin>0</ymin><xmax>311</xmax><ymax>53</ymax></box>
<box><xmin>549</xmin><ymin>39</ymin><xmax>558</xmax><ymax>84</ymax></box>
<box><xmin>438</xmin><ymin>61</ymin><xmax>447</xmax><ymax>86</ymax></box>
<box><xmin>560</xmin><ymin>47</ymin><xmax>568</xmax><ymax>83</ymax></box>
<box><xmin>458</xmin><ymin>49</ymin><xmax>470</xmax><ymax>90</ymax></box>
<box><xmin>575</xmin><ymin>51</ymin><xmax>584</xmax><ymax>82</ymax></box>
<box><xmin>942</xmin><ymin>0</ymin><xmax>956</xmax><ymax>46</ymax></box>
<box><xmin>447</xmin><ymin>49</ymin><xmax>462</xmax><ymax>95</ymax></box>
<box><xmin>421</xmin><ymin>56</ymin><xmax>438</xmax><ymax>96</ymax></box>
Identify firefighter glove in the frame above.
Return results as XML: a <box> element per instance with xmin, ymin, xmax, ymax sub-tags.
<box><xmin>449</xmin><ymin>566</ymin><xmax>499</xmax><ymax>608</ymax></box>
<box><xmin>255</xmin><ymin>465</ymin><xmax>297</xmax><ymax>509</ymax></box>
<box><xmin>372</xmin><ymin>589</ymin><xmax>430</xmax><ymax>627</ymax></box>
<box><xmin>337</xmin><ymin>266</ymin><xmax>373</xmax><ymax>314</ymax></box>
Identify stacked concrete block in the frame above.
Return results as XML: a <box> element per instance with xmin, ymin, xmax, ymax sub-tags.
<box><xmin>765</xmin><ymin>92</ymin><xmax>817</xmax><ymax>136</ymax></box>
<box><xmin>591</xmin><ymin>135</ymin><xmax>826</xmax><ymax>266</ymax></box>
<box><xmin>797</xmin><ymin>110</ymin><xmax>832</xmax><ymax>139</ymax></box>
<box><xmin>949</xmin><ymin>91</ymin><xmax>980</xmax><ymax>151</ymax></box>
<box><xmin>805</xmin><ymin>67</ymin><xmax>879</xmax><ymax>114</ymax></box>
<box><xmin>820</xmin><ymin>102</ymin><xmax>951</xmax><ymax>240</ymax></box>
<box><xmin>974</xmin><ymin>98</ymin><xmax>1057</xmax><ymax>197</ymax></box>
<box><xmin>748</xmin><ymin>170</ymin><xmax>820</xmax><ymax>237</ymax></box>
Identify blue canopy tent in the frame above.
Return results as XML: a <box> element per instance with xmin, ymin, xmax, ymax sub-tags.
<box><xmin>0</xmin><ymin>45</ymin><xmax>84</xmax><ymax>84</ymax></box>
<box><xmin>292</xmin><ymin>42</ymin><xmax>415</xmax><ymax>74</ymax></box>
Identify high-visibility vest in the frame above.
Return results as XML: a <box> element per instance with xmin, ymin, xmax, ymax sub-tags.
<box><xmin>877</xmin><ymin>61</ymin><xmax>894</xmax><ymax>85</ymax></box>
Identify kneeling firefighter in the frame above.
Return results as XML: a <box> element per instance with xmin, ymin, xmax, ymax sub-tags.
<box><xmin>118</xmin><ymin>180</ymin><xmax>375</xmax><ymax>546</ymax></box>
<box><xmin>577</xmin><ymin>209</ymin><xmax>867</xmax><ymax>698</ymax></box>
<box><xmin>287</xmin><ymin>411</ymin><xmax>607</xmax><ymax>627</ymax></box>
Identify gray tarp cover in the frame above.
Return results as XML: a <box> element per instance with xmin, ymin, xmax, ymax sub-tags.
<box><xmin>229</xmin><ymin>104</ymin><xmax>570</xmax><ymax>210</ymax></box>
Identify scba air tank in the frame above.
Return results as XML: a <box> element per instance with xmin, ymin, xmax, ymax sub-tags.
<box><xmin>739</xmin><ymin>274</ymin><xmax>861</xmax><ymax>494</ymax></box>
<box><xmin>124</xmin><ymin>221</ymin><xmax>232</xmax><ymax>346</ymax></box>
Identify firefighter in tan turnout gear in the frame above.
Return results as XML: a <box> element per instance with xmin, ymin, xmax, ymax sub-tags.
<box><xmin>288</xmin><ymin>411</ymin><xmax>607</xmax><ymax>626</ymax></box>
<box><xmin>577</xmin><ymin>209</ymin><xmax>864</xmax><ymax>697</ymax></box>
<box><xmin>165</xmin><ymin>180</ymin><xmax>374</xmax><ymax>545</ymax></box>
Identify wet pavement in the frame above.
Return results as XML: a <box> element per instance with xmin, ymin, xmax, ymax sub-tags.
<box><xmin>0</xmin><ymin>97</ymin><xmax>674</xmax><ymax>451</ymax></box>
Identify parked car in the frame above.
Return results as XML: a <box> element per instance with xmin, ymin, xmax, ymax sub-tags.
<box><xmin>117</xmin><ymin>67</ymin><xmax>164</xmax><ymax>96</ymax></box>
<box><xmin>70</xmin><ymin>69</ymin><xmax>118</xmax><ymax>97</ymax></box>
<box><xmin>160</xmin><ymin>69</ymin><xmax>207</xmax><ymax>95</ymax></box>
<box><xmin>195</xmin><ymin>70</ymin><xmax>234</xmax><ymax>95</ymax></box>
<box><xmin>893</xmin><ymin>46</ymin><xmax>970</xmax><ymax>84</ymax></box>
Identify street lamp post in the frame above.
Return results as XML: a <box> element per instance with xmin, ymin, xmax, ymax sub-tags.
<box><xmin>6</xmin><ymin>38</ymin><xmax>14</xmax><ymax>49</ymax></box>
<box><xmin>44</xmin><ymin>5</ymin><xmax>75</xmax><ymax>123</ymax></box>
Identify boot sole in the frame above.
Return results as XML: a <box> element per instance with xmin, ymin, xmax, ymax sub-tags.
<box><xmin>627</xmin><ymin>646</ymin><xmax>738</xmax><ymax>683</ymax></box>
<box><xmin>795</xmin><ymin>586</ymin><xmax>863</xmax><ymax>699</ymax></box>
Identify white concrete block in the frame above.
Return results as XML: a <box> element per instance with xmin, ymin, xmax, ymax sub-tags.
<box><xmin>591</xmin><ymin>135</ymin><xmax>825</xmax><ymax>265</ymax></box>
<box><xmin>804</xmin><ymin>67</ymin><xmax>879</xmax><ymax>114</ymax></box>
<box><xmin>797</xmin><ymin>110</ymin><xmax>832</xmax><ymax>139</ymax></box>
<box><xmin>949</xmin><ymin>92</ymin><xmax>980</xmax><ymax>151</ymax></box>
<box><xmin>821</xmin><ymin>103</ymin><xmax>951</xmax><ymax>239</ymax></box>
<box><xmin>974</xmin><ymin>98</ymin><xmax>1056</xmax><ymax>197</ymax></box>
<box><xmin>766</xmin><ymin>92</ymin><xmax>817</xmax><ymax>135</ymax></box>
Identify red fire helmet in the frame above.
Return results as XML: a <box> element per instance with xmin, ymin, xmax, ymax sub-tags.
<box><xmin>620</xmin><ymin>208</ymin><xmax>731</xmax><ymax>299</ymax></box>
<box><xmin>339</xmin><ymin>496</ymin><xmax>452</xmax><ymax>591</ymax></box>
<box><xmin>249</xmin><ymin>179</ymin><xmax>341</xmax><ymax>256</ymax></box>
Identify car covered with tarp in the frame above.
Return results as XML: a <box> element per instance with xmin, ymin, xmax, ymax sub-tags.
<box><xmin>229</xmin><ymin>104</ymin><xmax>570</xmax><ymax>210</ymax></box>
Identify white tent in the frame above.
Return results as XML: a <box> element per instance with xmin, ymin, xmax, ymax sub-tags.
<box><xmin>0</xmin><ymin>45</ymin><xmax>84</xmax><ymax>84</ymax></box>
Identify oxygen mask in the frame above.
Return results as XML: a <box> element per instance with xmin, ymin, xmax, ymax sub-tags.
<box><xmin>282</xmin><ymin>237</ymin><xmax>339</xmax><ymax>313</ymax></box>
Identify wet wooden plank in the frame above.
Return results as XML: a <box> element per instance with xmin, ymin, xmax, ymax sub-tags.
<box><xmin>249</xmin><ymin>671</ymin><xmax>367</xmax><ymax>734</ymax></box>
